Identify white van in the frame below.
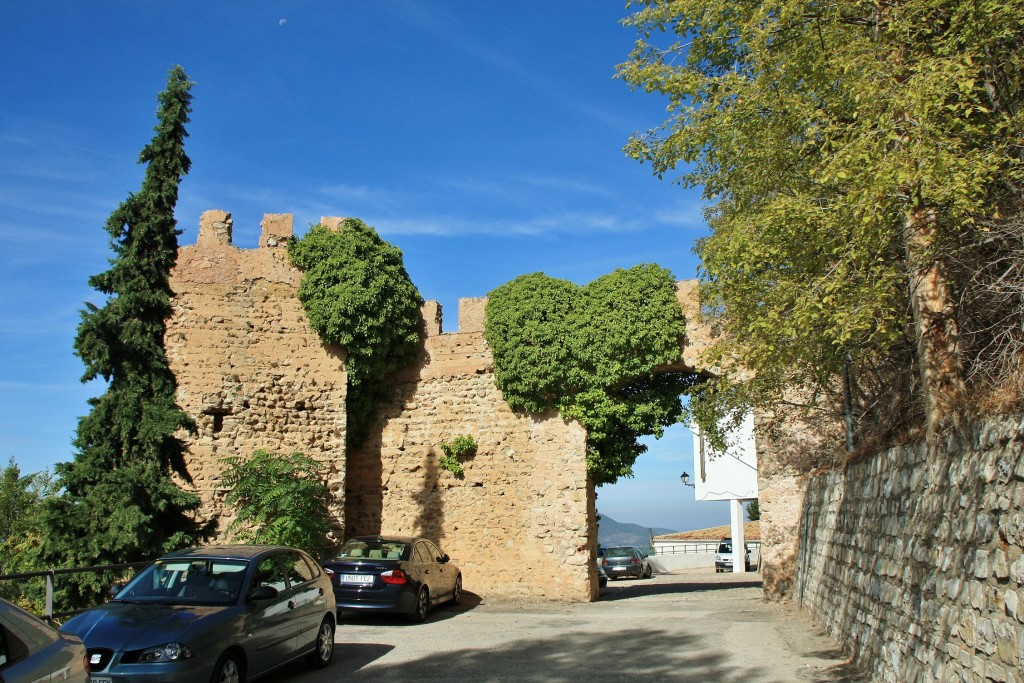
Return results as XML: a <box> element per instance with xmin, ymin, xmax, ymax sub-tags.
<box><xmin>714</xmin><ymin>538</ymin><xmax>751</xmax><ymax>572</ymax></box>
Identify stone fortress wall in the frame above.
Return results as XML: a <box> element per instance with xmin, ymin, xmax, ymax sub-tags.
<box><xmin>795</xmin><ymin>416</ymin><xmax>1024</xmax><ymax>681</ymax></box>
<box><xmin>166</xmin><ymin>211</ymin><xmax>599</xmax><ymax>601</ymax></box>
<box><xmin>166</xmin><ymin>210</ymin><xmax>350</xmax><ymax>532</ymax></box>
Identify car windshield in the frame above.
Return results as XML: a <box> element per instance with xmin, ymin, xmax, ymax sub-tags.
<box><xmin>114</xmin><ymin>558</ymin><xmax>249</xmax><ymax>606</ymax></box>
<box><xmin>605</xmin><ymin>547</ymin><xmax>634</xmax><ymax>558</ymax></box>
<box><xmin>719</xmin><ymin>541</ymin><xmax>733</xmax><ymax>553</ymax></box>
<box><xmin>333</xmin><ymin>540</ymin><xmax>407</xmax><ymax>561</ymax></box>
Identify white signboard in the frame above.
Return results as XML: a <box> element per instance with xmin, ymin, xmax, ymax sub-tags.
<box><xmin>690</xmin><ymin>411</ymin><xmax>758</xmax><ymax>502</ymax></box>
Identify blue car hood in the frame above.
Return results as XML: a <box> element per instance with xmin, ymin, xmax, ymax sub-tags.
<box><xmin>61</xmin><ymin>601</ymin><xmax>227</xmax><ymax>650</ymax></box>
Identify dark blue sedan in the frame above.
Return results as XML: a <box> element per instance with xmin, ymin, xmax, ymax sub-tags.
<box><xmin>323</xmin><ymin>536</ymin><xmax>462</xmax><ymax>622</ymax></box>
<box><xmin>60</xmin><ymin>545</ymin><xmax>335</xmax><ymax>683</ymax></box>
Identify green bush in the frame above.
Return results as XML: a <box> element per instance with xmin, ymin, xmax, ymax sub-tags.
<box><xmin>438</xmin><ymin>435</ymin><xmax>478</xmax><ymax>477</ymax></box>
<box><xmin>219</xmin><ymin>450</ymin><xmax>334</xmax><ymax>552</ymax></box>
<box><xmin>485</xmin><ymin>264</ymin><xmax>700</xmax><ymax>485</ymax></box>
<box><xmin>288</xmin><ymin>219</ymin><xmax>423</xmax><ymax>446</ymax></box>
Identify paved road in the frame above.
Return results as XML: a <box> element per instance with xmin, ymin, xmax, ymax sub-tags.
<box><xmin>275</xmin><ymin>569</ymin><xmax>867</xmax><ymax>682</ymax></box>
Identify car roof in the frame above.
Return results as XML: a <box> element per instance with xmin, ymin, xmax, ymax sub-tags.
<box><xmin>347</xmin><ymin>535</ymin><xmax>425</xmax><ymax>545</ymax></box>
<box><xmin>160</xmin><ymin>544</ymin><xmax>299</xmax><ymax>560</ymax></box>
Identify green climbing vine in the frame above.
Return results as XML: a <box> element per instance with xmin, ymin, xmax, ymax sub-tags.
<box><xmin>484</xmin><ymin>264</ymin><xmax>701</xmax><ymax>486</ymax></box>
<box><xmin>287</xmin><ymin>219</ymin><xmax>423</xmax><ymax>446</ymax></box>
<box><xmin>438</xmin><ymin>435</ymin><xmax>478</xmax><ymax>477</ymax></box>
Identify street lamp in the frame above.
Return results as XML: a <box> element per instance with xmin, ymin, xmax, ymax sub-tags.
<box><xmin>680</xmin><ymin>472</ymin><xmax>695</xmax><ymax>488</ymax></box>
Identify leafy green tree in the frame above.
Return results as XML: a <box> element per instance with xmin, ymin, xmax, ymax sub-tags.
<box><xmin>288</xmin><ymin>219</ymin><xmax>423</xmax><ymax>446</ymax></box>
<box><xmin>745</xmin><ymin>500</ymin><xmax>760</xmax><ymax>522</ymax></box>
<box><xmin>0</xmin><ymin>459</ymin><xmax>56</xmax><ymax>611</ymax></box>
<box><xmin>219</xmin><ymin>451</ymin><xmax>334</xmax><ymax>553</ymax></box>
<box><xmin>485</xmin><ymin>264</ymin><xmax>700</xmax><ymax>485</ymax></box>
<box><xmin>618</xmin><ymin>0</ymin><xmax>1024</xmax><ymax>445</ymax></box>
<box><xmin>42</xmin><ymin>66</ymin><xmax>205</xmax><ymax>607</ymax></box>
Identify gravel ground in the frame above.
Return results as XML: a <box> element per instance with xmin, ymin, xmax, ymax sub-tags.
<box><xmin>273</xmin><ymin>569</ymin><xmax>868</xmax><ymax>683</ymax></box>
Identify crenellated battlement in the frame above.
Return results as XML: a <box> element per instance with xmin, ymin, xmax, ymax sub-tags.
<box><xmin>186</xmin><ymin>210</ymin><xmax>492</xmax><ymax>337</ymax></box>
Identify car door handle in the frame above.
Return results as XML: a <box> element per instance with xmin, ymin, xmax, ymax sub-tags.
<box><xmin>288</xmin><ymin>600</ymin><xmax>296</xmax><ymax>610</ymax></box>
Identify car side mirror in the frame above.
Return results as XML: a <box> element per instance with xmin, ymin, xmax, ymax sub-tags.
<box><xmin>438</xmin><ymin>554</ymin><xmax>450</xmax><ymax>564</ymax></box>
<box><xmin>247</xmin><ymin>585</ymin><xmax>279</xmax><ymax>601</ymax></box>
<box><xmin>108</xmin><ymin>582</ymin><xmax>124</xmax><ymax>599</ymax></box>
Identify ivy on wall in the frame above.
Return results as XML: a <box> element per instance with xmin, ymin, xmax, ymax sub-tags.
<box><xmin>287</xmin><ymin>219</ymin><xmax>423</xmax><ymax>446</ymax></box>
<box><xmin>484</xmin><ymin>264</ymin><xmax>701</xmax><ymax>486</ymax></box>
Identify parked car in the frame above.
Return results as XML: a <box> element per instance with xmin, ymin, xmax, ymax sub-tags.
<box><xmin>601</xmin><ymin>546</ymin><xmax>652</xmax><ymax>580</ymax></box>
<box><xmin>323</xmin><ymin>535</ymin><xmax>461</xmax><ymax>622</ymax></box>
<box><xmin>714</xmin><ymin>537</ymin><xmax>752</xmax><ymax>572</ymax></box>
<box><xmin>0</xmin><ymin>596</ymin><xmax>89</xmax><ymax>683</ymax></box>
<box><xmin>60</xmin><ymin>544</ymin><xmax>335</xmax><ymax>683</ymax></box>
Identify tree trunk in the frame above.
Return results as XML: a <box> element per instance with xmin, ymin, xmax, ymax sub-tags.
<box><xmin>904</xmin><ymin>206</ymin><xmax>964</xmax><ymax>436</ymax></box>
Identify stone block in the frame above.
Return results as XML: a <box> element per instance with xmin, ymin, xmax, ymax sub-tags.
<box><xmin>259</xmin><ymin>213</ymin><xmax>293</xmax><ymax>248</ymax></box>
<box><xmin>198</xmin><ymin>209</ymin><xmax>233</xmax><ymax>247</ymax></box>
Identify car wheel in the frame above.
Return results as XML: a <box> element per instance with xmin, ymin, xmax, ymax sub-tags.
<box><xmin>305</xmin><ymin>616</ymin><xmax>335</xmax><ymax>669</ymax></box>
<box><xmin>210</xmin><ymin>651</ymin><xmax>245</xmax><ymax>683</ymax></box>
<box><xmin>408</xmin><ymin>587</ymin><xmax>429</xmax><ymax>623</ymax></box>
<box><xmin>645</xmin><ymin>565</ymin><xmax>653</xmax><ymax>579</ymax></box>
<box><xmin>451</xmin><ymin>574</ymin><xmax>463</xmax><ymax>606</ymax></box>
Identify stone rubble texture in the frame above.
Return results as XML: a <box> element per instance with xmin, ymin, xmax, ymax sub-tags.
<box><xmin>165</xmin><ymin>211</ymin><xmax>719</xmax><ymax>602</ymax></box>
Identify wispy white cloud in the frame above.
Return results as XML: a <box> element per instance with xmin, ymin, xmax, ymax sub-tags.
<box><xmin>377</xmin><ymin>2</ymin><xmax>634</xmax><ymax>131</ymax></box>
<box><xmin>653</xmin><ymin>203</ymin><xmax>710</xmax><ymax>231</ymax></box>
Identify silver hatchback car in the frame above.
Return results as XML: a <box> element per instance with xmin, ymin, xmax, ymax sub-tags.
<box><xmin>0</xmin><ymin>596</ymin><xmax>89</xmax><ymax>683</ymax></box>
<box><xmin>60</xmin><ymin>545</ymin><xmax>335</xmax><ymax>683</ymax></box>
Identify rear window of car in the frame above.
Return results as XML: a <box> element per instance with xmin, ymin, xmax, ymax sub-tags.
<box><xmin>605</xmin><ymin>547</ymin><xmax>634</xmax><ymax>558</ymax></box>
<box><xmin>334</xmin><ymin>540</ymin><xmax>407</xmax><ymax>560</ymax></box>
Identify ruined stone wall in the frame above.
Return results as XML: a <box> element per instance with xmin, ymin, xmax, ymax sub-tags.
<box><xmin>797</xmin><ymin>416</ymin><xmax>1024</xmax><ymax>681</ymax></box>
<box><xmin>166</xmin><ymin>211</ymin><xmax>349</xmax><ymax>534</ymax></box>
<box><xmin>346</xmin><ymin>298</ymin><xmax>597</xmax><ymax>602</ymax></box>
<box><xmin>167</xmin><ymin>211</ymin><xmax>597</xmax><ymax>601</ymax></box>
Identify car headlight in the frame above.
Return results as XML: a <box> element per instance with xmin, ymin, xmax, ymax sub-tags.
<box><xmin>137</xmin><ymin>642</ymin><xmax>194</xmax><ymax>663</ymax></box>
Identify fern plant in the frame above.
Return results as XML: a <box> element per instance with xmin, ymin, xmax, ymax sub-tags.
<box><xmin>219</xmin><ymin>450</ymin><xmax>334</xmax><ymax>552</ymax></box>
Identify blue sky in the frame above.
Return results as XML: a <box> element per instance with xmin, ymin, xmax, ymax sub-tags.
<box><xmin>0</xmin><ymin>2</ymin><xmax>728</xmax><ymax>531</ymax></box>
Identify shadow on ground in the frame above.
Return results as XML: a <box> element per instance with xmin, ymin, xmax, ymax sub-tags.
<box><xmin>272</xmin><ymin>577</ymin><xmax>868</xmax><ymax>682</ymax></box>
<box><xmin>336</xmin><ymin>591</ymin><xmax>483</xmax><ymax>626</ymax></box>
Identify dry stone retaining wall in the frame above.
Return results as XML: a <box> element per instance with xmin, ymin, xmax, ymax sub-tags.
<box><xmin>797</xmin><ymin>416</ymin><xmax>1024</xmax><ymax>681</ymax></box>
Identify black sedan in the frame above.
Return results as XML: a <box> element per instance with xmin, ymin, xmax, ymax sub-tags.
<box><xmin>60</xmin><ymin>545</ymin><xmax>335</xmax><ymax>683</ymax></box>
<box><xmin>323</xmin><ymin>536</ymin><xmax>462</xmax><ymax>622</ymax></box>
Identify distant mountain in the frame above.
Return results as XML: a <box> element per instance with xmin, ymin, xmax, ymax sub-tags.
<box><xmin>597</xmin><ymin>514</ymin><xmax>677</xmax><ymax>549</ymax></box>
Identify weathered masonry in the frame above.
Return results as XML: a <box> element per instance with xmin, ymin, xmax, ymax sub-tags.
<box><xmin>165</xmin><ymin>210</ymin><xmax>721</xmax><ymax>603</ymax></box>
<box><xmin>795</xmin><ymin>417</ymin><xmax>1024</xmax><ymax>681</ymax></box>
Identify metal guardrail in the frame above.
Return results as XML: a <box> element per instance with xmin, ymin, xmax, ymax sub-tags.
<box><xmin>0</xmin><ymin>561</ymin><xmax>151</xmax><ymax>621</ymax></box>
<box><xmin>653</xmin><ymin>542</ymin><xmax>719</xmax><ymax>555</ymax></box>
<box><xmin>652</xmin><ymin>541</ymin><xmax>762</xmax><ymax>556</ymax></box>
<box><xmin>0</xmin><ymin>546</ymin><xmax>341</xmax><ymax>622</ymax></box>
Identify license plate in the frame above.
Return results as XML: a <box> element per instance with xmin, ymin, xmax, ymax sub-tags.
<box><xmin>340</xmin><ymin>573</ymin><xmax>373</xmax><ymax>585</ymax></box>
<box><xmin>91</xmin><ymin>677</ymin><xmax>113</xmax><ymax>683</ymax></box>
<box><xmin>611</xmin><ymin>566</ymin><xmax>627</xmax><ymax>571</ymax></box>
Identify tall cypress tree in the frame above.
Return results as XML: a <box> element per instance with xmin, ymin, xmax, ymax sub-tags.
<box><xmin>44</xmin><ymin>66</ymin><xmax>205</xmax><ymax>605</ymax></box>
